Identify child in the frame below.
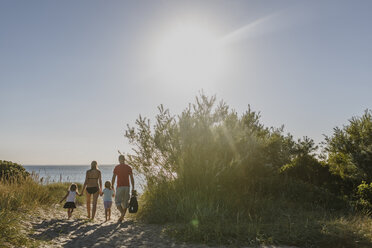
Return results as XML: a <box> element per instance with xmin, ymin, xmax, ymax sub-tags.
<box><xmin>101</xmin><ymin>181</ymin><xmax>115</xmax><ymax>221</ymax></box>
<box><xmin>60</xmin><ymin>183</ymin><xmax>81</xmax><ymax>219</ymax></box>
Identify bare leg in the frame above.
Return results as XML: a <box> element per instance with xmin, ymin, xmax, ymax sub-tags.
<box><xmin>105</xmin><ymin>208</ymin><xmax>108</xmax><ymax>221</ymax></box>
<box><xmin>91</xmin><ymin>191</ymin><xmax>99</xmax><ymax>220</ymax></box>
<box><xmin>116</xmin><ymin>205</ymin><xmax>127</xmax><ymax>222</ymax></box>
<box><xmin>108</xmin><ymin>208</ymin><xmax>111</xmax><ymax>220</ymax></box>
<box><xmin>86</xmin><ymin>192</ymin><xmax>91</xmax><ymax>219</ymax></box>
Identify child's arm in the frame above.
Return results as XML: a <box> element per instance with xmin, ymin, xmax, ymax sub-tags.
<box><xmin>77</xmin><ymin>189</ymin><xmax>82</xmax><ymax>196</ymax></box>
<box><xmin>112</xmin><ymin>189</ymin><xmax>115</xmax><ymax>197</ymax></box>
<box><xmin>100</xmin><ymin>190</ymin><xmax>104</xmax><ymax>196</ymax></box>
<box><xmin>59</xmin><ymin>191</ymin><xmax>69</xmax><ymax>203</ymax></box>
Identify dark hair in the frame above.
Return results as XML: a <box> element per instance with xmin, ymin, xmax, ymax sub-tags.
<box><xmin>70</xmin><ymin>183</ymin><xmax>77</xmax><ymax>192</ymax></box>
<box><xmin>119</xmin><ymin>155</ymin><xmax>125</xmax><ymax>162</ymax></box>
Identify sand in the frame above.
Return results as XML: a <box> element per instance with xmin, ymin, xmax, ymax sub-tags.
<box><xmin>27</xmin><ymin>198</ymin><xmax>212</xmax><ymax>248</ymax></box>
<box><xmin>27</xmin><ymin>198</ymin><xmax>298</xmax><ymax>248</ymax></box>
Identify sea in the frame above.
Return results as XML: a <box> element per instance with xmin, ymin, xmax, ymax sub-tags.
<box><xmin>24</xmin><ymin>165</ymin><xmax>145</xmax><ymax>193</ymax></box>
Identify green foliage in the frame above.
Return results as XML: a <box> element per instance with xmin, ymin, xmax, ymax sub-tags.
<box><xmin>0</xmin><ymin>160</ymin><xmax>29</xmax><ymax>181</ymax></box>
<box><xmin>325</xmin><ymin>110</ymin><xmax>372</xmax><ymax>181</ymax></box>
<box><xmin>356</xmin><ymin>181</ymin><xmax>372</xmax><ymax>209</ymax></box>
<box><xmin>280</xmin><ymin>137</ymin><xmax>336</xmax><ymax>187</ymax></box>
<box><xmin>125</xmin><ymin>94</ymin><xmax>372</xmax><ymax>246</ymax></box>
<box><xmin>281</xmin><ymin>155</ymin><xmax>332</xmax><ymax>186</ymax></box>
<box><xmin>125</xmin><ymin>94</ymin><xmax>294</xmax><ymax>187</ymax></box>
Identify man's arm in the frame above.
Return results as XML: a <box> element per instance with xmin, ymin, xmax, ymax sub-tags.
<box><xmin>130</xmin><ymin>173</ymin><xmax>135</xmax><ymax>193</ymax></box>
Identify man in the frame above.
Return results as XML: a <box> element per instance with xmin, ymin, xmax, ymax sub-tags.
<box><xmin>112</xmin><ymin>155</ymin><xmax>135</xmax><ymax>222</ymax></box>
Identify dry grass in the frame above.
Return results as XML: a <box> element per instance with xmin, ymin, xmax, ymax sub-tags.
<box><xmin>0</xmin><ymin>177</ymin><xmax>84</xmax><ymax>247</ymax></box>
<box><xmin>137</xmin><ymin>177</ymin><xmax>372</xmax><ymax>248</ymax></box>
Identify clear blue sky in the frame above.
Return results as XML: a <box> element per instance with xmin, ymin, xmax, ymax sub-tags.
<box><xmin>1</xmin><ymin>0</ymin><xmax>371</xmax><ymax>165</ymax></box>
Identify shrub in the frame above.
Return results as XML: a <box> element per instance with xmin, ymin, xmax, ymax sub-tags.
<box><xmin>125</xmin><ymin>94</ymin><xmax>368</xmax><ymax>246</ymax></box>
<box><xmin>324</xmin><ymin>110</ymin><xmax>372</xmax><ymax>182</ymax></box>
<box><xmin>125</xmin><ymin>94</ymin><xmax>295</xmax><ymax>189</ymax></box>
<box><xmin>281</xmin><ymin>155</ymin><xmax>333</xmax><ymax>186</ymax></box>
<box><xmin>356</xmin><ymin>181</ymin><xmax>372</xmax><ymax>210</ymax></box>
<box><xmin>0</xmin><ymin>160</ymin><xmax>29</xmax><ymax>181</ymax></box>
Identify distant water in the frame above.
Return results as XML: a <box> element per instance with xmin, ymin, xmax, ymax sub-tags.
<box><xmin>24</xmin><ymin>165</ymin><xmax>145</xmax><ymax>193</ymax></box>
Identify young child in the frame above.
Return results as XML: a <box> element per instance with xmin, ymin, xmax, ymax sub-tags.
<box><xmin>60</xmin><ymin>183</ymin><xmax>81</xmax><ymax>219</ymax></box>
<box><xmin>101</xmin><ymin>181</ymin><xmax>115</xmax><ymax>221</ymax></box>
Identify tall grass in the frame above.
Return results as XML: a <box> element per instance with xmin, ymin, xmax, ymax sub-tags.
<box><xmin>137</xmin><ymin>175</ymin><xmax>372</xmax><ymax>247</ymax></box>
<box><xmin>0</xmin><ymin>176</ymin><xmax>84</xmax><ymax>247</ymax></box>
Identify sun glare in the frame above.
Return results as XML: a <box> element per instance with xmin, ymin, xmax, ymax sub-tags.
<box><xmin>148</xmin><ymin>22</ymin><xmax>226</xmax><ymax>87</ymax></box>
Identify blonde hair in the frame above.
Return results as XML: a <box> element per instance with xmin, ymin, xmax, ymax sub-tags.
<box><xmin>104</xmin><ymin>181</ymin><xmax>112</xmax><ymax>190</ymax></box>
<box><xmin>70</xmin><ymin>183</ymin><xmax>77</xmax><ymax>192</ymax></box>
<box><xmin>91</xmin><ymin>161</ymin><xmax>98</xmax><ymax>170</ymax></box>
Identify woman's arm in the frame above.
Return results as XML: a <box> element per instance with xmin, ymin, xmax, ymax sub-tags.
<box><xmin>98</xmin><ymin>171</ymin><xmax>102</xmax><ymax>192</ymax></box>
<box><xmin>81</xmin><ymin>171</ymin><xmax>88</xmax><ymax>194</ymax></box>
<box><xmin>60</xmin><ymin>191</ymin><xmax>69</xmax><ymax>203</ymax></box>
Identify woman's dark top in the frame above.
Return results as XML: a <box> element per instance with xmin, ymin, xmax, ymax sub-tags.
<box><xmin>84</xmin><ymin>169</ymin><xmax>101</xmax><ymax>195</ymax></box>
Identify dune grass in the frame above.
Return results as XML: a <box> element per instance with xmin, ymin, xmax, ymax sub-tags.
<box><xmin>137</xmin><ymin>176</ymin><xmax>372</xmax><ymax>247</ymax></box>
<box><xmin>0</xmin><ymin>177</ymin><xmax>84</xmax><ymax>247</ymax></box>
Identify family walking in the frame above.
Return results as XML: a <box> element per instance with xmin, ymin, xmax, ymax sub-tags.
<box><xmin>60</xmin><ymin>155</ymin><xmax>135</xmax><ymax>222</ymax></box>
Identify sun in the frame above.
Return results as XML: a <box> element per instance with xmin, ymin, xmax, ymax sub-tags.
<box><xmin>148</xmin><ymin>22</ymin><xmax>226</xmax><ymax>88</ymax></box>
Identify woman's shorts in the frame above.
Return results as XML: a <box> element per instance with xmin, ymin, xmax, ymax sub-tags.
<box><xmin>115</xmin><ymin>186</ymin><xmax>130</xmax><ymax>208</ymax></box>
<box><xmin>104</xmin><ymin>201</ymin><xmax>112</xmax><ymax>209</ymax></box>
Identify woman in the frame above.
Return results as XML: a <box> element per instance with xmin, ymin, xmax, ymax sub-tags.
<box><xmin>82</xmin><ymin>161</ymin><xmax>102</xmax><ymax>220</ymax></box>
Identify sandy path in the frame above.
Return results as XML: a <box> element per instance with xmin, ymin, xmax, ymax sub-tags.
<box><xmin>28</xmin><ymin>198</ymin><xmax>298</xmax><ymax>248</ymax></box>
<box><xmin>29</xmin><ymin>198</ymin><xmax>212</xmax><ymax>248</ymax></box>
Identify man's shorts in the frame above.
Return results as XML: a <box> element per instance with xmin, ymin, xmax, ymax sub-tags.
<box><xmin>115</xmin><ymin>186</ymin><xmax>130</xmax><ymax>208</ymax></box>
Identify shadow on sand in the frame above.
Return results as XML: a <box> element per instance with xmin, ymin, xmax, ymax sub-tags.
<box><xmin>31</xmin><ymin>218</ymin><xmax>91</xmax><ymax>241</ymax></box>
<box><xmin>32</xmin><ymin>218</ymin><xmax>172</xmax><ymax>248</ymax></box>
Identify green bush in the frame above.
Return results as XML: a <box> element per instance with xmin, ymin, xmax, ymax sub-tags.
<box><xmin>324</xmin><ymin>110</ymin><xmax>372</xmax><ymax>182</ymax></box>
<box><xmin>281</xmin><ymin>155</ymin><xmax>333</xmax><ymax>186</ymax></box>
<box><xmin>0</xmin><ymin>160</ymin><xmax>29</xmax><ymax>181</ymax></box>
<box><xmin>356</xmin><ymin>181</ymin><xmax>372</xmax><ymax>210</ymax></box>
<box><xmin>125</xmin><ymin>94</ymin><xmax>370</xmax><ymax>247</ymax></box>
<box><xmin>125</xmin><ymin>95</ymin><xmax>295</xmax><ymax>188</ymax></box>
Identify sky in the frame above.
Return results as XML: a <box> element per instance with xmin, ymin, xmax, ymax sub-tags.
<box><xmin>1</xmin><ymin>0</ymin><xmax>371</xmax><ymax>165</ymax></box>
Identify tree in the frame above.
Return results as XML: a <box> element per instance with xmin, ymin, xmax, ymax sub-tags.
<box><xmin>280</xmin><ymin>136</ymin><xmax>334</xmax><ymax>186</ymax></box>
<box><xmin>324</xmin><ymin>110</ymin><xmax>372</xmax><ymax>182</ymax></box>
